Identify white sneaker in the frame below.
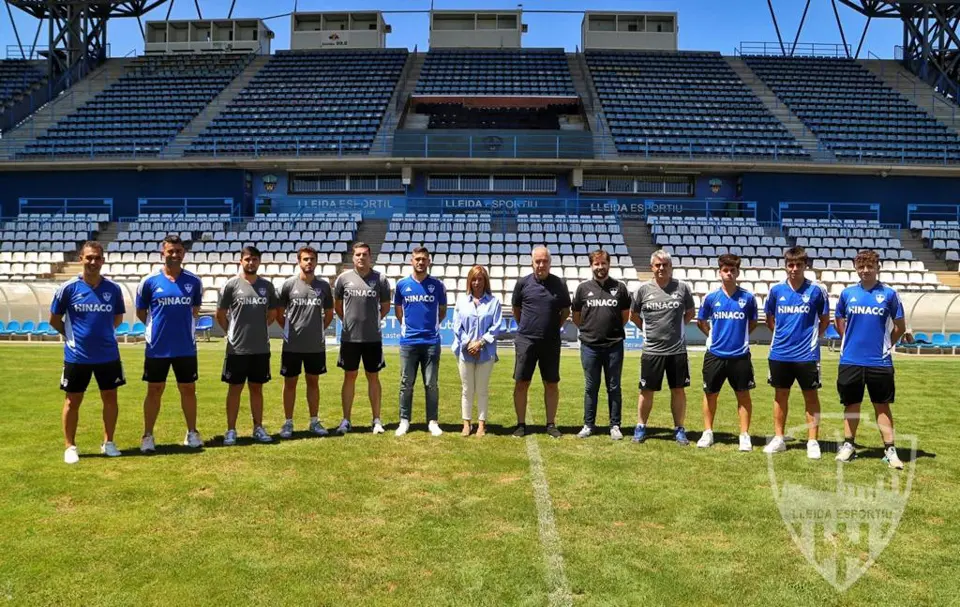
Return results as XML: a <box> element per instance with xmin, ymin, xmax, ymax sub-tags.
<box><xmin>372</xmin><ymin>418</ymin><xmax>385</xmax><ymax>435</ymax></box>
<box><xmin>428</xmin><ymin>420</ymin><xmax>443</xmax><ymax>437</ymax></box>
<box><xmin>739</xmin><ymin>433</ymin><xmax>753</xmax><ymax>452</ymax></box>
<box><xmin>807</xmin><ymin>440</ymin><xmax>822</xmax><ymax>460</ymax></box>
<box><xmin>763</xmin><ymin>436</ymin><xmax>787</xmax><ymax>454</ymax></box>
<box><xmin>184</xmin><ymin>431</ymin><xmax>203</xmax><ymax>449</ymax></box>
<box><xmin>395</xmin><ymin>419</ymin><xmax>410</xmax><ymax>437</ymax></box>
<box><xmin>279</xmin><ymin>420</ymin><xmax>294</xmax><ymax>439</ymax></box>
<box><xmin>883</xmin><ymin>446</ymin><xmax>904</xmax><ymax>470</ymax></box>
<box><xmin>100</xmin><ymin>441</ymin><xmax>121</xmax><ymax>457</ymax></box>
<box><xmin>309</xmin><ymin>420</ymin><xmax>329</xmax><ymax>436</ymax></box>
<box><xmin>696</xmin><ymin>430</ymin><xmax>714</xmax><ymax>448</ymax></box>
<box><xmin>610</xmin><ymin>425</ymin><xmax>623</xmax><ymax>440</ymax></box>
<box><xmin>64</xmin><ymin>446</ymin><xmax>79</xmax><ymax>464</ymax></box>
<box><xmin>836</xmin><ymin>441</ymin><xmax>856</xmax><ymax>463</ymax></box>
<box><xmin>252</xmin><ymin>426</ymin><xmax>273</xmax><ymax>443</ymax></box>
<box><xmin>140</xmin><ymin>434</ymin><xmax>156</xmax><ymax>453</ymax></box>
<box><xmin>336</xmin><ymin>419</ymin><xmax>351</xmax><ymax>435</ymax></box>
<box><xmin>577</xmin><ymin>425</ymin><xmax>593</xmax><ymax>439</ymax></box>
<box><xmin>223</xmin><ymin>429</ymin><xmax>237</xmax><ymax>446</ymax></box>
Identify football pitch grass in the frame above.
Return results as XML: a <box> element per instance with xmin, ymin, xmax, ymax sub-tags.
<box><xmin>1</xmin><ymin>341</ymin><xmax>958</xmax><ymax>606</ymax></box>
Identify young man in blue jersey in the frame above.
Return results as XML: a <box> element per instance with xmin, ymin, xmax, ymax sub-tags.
<box><xmin>394</xmin><ymin>246</ymin><xmax>447</xmax><ymax>437</ymax></box>
<box><xmin>50</xmin><ymin>241</ymin><xmax>127</xmax><ymax>464</ymax></box>
<box><xmin>136</xmin><ymin>235</ymin><xmax>204</xmax><ymax>452</ymax></box>
<box><xmin>696</xmin><ymin>254</ymin><xmax>758</xmax><ymax>451</ymax></box>
<box><xmin>834</xmin><ymin>250</ymin><xmax>906</xmax><ymax>469</ymax></box>
<box><xmin>763</xmin><ymin>247</ymin><xmax>830</xmax><ymax>459</ymax></box>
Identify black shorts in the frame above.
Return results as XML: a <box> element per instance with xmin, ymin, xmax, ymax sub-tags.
<box><xmin>280</xmin><ymin>350</ymin><xmax>327</xmax><ymax>377</ymax></box>
<box><xmin>639</xmin><ymin>352</ymin><xmax>690</xmax><ymax>392</ymax></box>
<box><xmin>143</xmin><ymin>356</ymin><xmax>199</xmax><ymax>384</ymax></box>
<box><xmin>337</xmin><ymin>342</ymin><xmax>385</xmax><ymax>373</ymax></box>
<box><xmin>837</xmin><ymin>364</ymin><xmax>895</xmax><ymax>405</ymax></box>
<box><xmin>60</xmin><ymin>360</ymin><xmax>126</xmax><ymax>393</ymax></box>
<box><xmin>767</xmin><ymin>360</ymin><xmax>821</xmax><ymax>391</ymax></box>
<box><xmin>702</xmin><ymin>352</ymin><xmax>755</xmax><ymax>394</ymax></box>
<box><xmin>514</xmin><ymin>338</ymin><xmax>562</xmax><ymax>383</ymax></box>
<box><xmin>221</xmin><ymin>353</ymin><xmax>272</xmax><ymax>385</ymax></box>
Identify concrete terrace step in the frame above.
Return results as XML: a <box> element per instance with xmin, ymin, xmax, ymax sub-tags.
<box><xmin>371</xmin><ymin>52</ymin><xmax>425</xmax><ymax>157</ymax></box>
<box><xmin>567</xmin><ymin>53</ymin><xmax>617</xmax><ymax>158</ymax></box>
<box><xmin>723</xmin><ymin>56</ymin><xmax>834</xmax><ymax>162</ymax></box>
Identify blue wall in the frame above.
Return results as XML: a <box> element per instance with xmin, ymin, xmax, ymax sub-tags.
<box><xmin>741</xmin><ymin>172</ymin><xmax>960</xmax><ymax>225</ymax></box>
<box><xmin>0</xmin><ymin>169</ymin><xmax>247</xmax><ymax>218</ymax></box>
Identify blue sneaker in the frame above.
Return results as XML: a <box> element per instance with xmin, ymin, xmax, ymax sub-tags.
<box><xmin>674</xmin><ymin>426</ymin><xmax>690</xmax><ymax>446</ymax></box>
<box><xmin>632</xmin><ymin>424</ymin><xmax>647</xmax><ymax>443</ymax></box>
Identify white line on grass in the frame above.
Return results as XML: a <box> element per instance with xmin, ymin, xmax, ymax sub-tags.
<box><xmin>525</xmin><ymin>436</ymin><xmax>573</xmax><ymax>607</ymax></box>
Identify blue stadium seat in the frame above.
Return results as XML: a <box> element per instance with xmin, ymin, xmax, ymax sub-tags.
<box><xmin>129</xmin><ymin>322</ymin><xmax>146</xmax><ymax>338</ymax></box>
<box><xmin>742</xmin><ymin>56</ymin><xmax>960</xmax><ymax>162</ymax></box>
<box><xmin>195</xmin><ymin>315</ymin><xmax>214</xmax><ymax>341</ymax></box>
<box><xmin>3</xmin><ymin>320</ymin><xmax>19</xmax><ymax>339</ymax></box>
<box><xmin>415</xmin><ymin>48</ymin><xmax>575</xmax><ymax>97</ymax></box>
<box><xmin>585</xmin><ymin>50</ymin><xmax>806</xmax><ymax>159</ymax></box>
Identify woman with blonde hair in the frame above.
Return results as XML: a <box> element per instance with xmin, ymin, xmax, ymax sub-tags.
<box><xmin>451</xmin><ymin>265</ymin><xmax>502</xmax><ymax>437</ymax></box>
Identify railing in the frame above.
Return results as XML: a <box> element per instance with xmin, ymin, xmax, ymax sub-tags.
<box><xmin>135</xmin><ymin>197</ymin><xmax>240</xmax><ymax>221</ymax></box>
<box><xmin>17</xmin><ymin>197</ymin><xmax>113</xmax><ymax>218</ymax></box>
<box><xmin>392</xmin><ymin>131</ymin><xmax>595</xmax><ymax>159</ymax></box>
<box><xmin>775</xmin><ymin>202</ymin><xmax>881</xmax><ymax>223</ymax></box>
<box><xmin>907</xmin><ymin>204</ymin><xmax>960</xmax><ymax>225</ymax></box>
<box><xmin>736</xmin><ymin>41</ymin><xmax>851</xmax><ymax>58</ymax></box>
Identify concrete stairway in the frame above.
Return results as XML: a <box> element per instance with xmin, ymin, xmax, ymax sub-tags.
<box><xmin>723</xmin><ymin>56</ymin><xmax>834</xmax><ymax>162</ymax></box>
<box><xmin>860</xmin><ymin>59</ymin><xmax>960</xmax><ymax>137</ymax></box>
<box><xmin>621</xmin><ymin>218</ymin><xmax>657</xmax><ymax>271</ymax></box>
<box><xmin>0</xmin><ymin>58</ymin><xmax>133</xmax><ymax>159</ymax></box>
<box><xmin>900</xmin><ymin>230</ymin><xmax>951</xmax><ymax>272</ymax></box>
<box><xmin>567</xmin><ymin>53</ymin><xmax>618</xmax><ymax>158</ymax></box>
<box><xmin>161</xmin><ymin>54</ymin><xmax>271</xmax><ymax>157</ymax></box>
<box><xmin>342</xmin><ymin>219</ymin><xmax>389</xmax><ymax>273</ymax></box>
<box><xmin>371</xmin><ymin>52</ymin><xmax>425</xmax><ymax>156</ymax></box>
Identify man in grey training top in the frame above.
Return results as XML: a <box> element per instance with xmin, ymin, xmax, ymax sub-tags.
<box><xmin>334</xmin><ymin>242</ymin><xmax>392</xmax><ymax>435</ymax></box>
<box><xmin>217</xmin><ymin>245</ymin><xmax>279</xmax><ymax>446</ymax></box>
<box><xmin>277</xmin><ymin>246</ymin><xmax>334</xmax><ymax>439</ymax></box>
<box><xmin>630</xmin><ymin>250</ymin><xmax>696</xmax><ymax>445</ymax></box>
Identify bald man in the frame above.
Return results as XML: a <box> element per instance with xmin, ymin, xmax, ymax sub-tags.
<box><xmin>510</xmin><ymin>246</ymin><xmax>571</xmax><ymax>438</ymax></box>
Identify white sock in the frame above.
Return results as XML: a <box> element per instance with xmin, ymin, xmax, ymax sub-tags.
<box><xmin>310</xmin><ymin>416</ymin><xmax>318</xmax><ymax>424</ymax></box>
<box><xmin>373</xmin><ymin>417</ymin><xmax>382</xmax><ymax>425</ymax></box>
<box><xmin>286</xmin><ymin>418</ymin><xmax>293</xmax><ymax>424</ymax></box>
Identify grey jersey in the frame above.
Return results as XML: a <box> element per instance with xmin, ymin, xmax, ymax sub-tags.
<box><xmin>279</xmin><ymin>276</ymin><xmax>333</xmax><ymax>353</ymax></box>
<box><xmin>334</xmin><ymin>269</ymin><xmax>391</xmax><ymax>343</ymax></box>
<box><xmin>218</xmin><ymin>276</ymin><xmax>279</xmax><ymax>355</ymax></box>
<box><xmin>631</xmin><ymin>279</ymin><xmax>695</xmax><ymax>355</ymax></box>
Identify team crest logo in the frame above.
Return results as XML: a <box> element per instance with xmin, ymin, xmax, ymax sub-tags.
<box><xmin>258</xmin><ymin>287</ymin><xmax>267</xmax><ymax>296</ymax></box>
<box><xmin>262</xmin><ymin>173</ymin><xmax>278</xmax><ymax>193</ymax></box>
<box><xmin>709</xmin><ymin>177</ymin><xmax>723</xmax><ymax>194</ymax></box>
<box><xmin>103</xmin><ymin>292</ymin><xmax>112</xmax><ymax>302</ymax></box>
<box><xmin>315</xmin><ymin>288</ymin><xmax>324</xmax><ymax>296</ymax></box>
<box><xmin>671</xmin><ymin>292</ymin><xmax>681</xmax><ymax>299</ymax></box>
<box><xmin>738</xmin><ymin>298</ymin><xmax>747</xmax><ymax>308</ymax></box>
<box><xmin>875</xmin><ymin>295</ymin><xmax>886</xmax><ymax>304</ymax></box>
<box><xmin>610</xmin><ymin>288</ymin><xmax>618</xmax><ymax>296</ymax></box>
<box><xmin>184</xmin><ymin>283</ymin><xmax>194</xmax><ymax>294</ymax></box>
<box><xmin>427</xmin><ymin>285</ymin><xmax>436</xmax><ymax>294</ymax></box>
<box><xmin>802</xmin><ymin>294</ymin><xmax>810</xmax><ymax>303</ymax></box>
<box><xmin>767</xmin><ymin>416</ymin><xmax>917</xmax><ymax>592</ymax></box>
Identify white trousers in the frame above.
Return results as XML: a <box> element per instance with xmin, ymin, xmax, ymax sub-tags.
<box><xmin>458</xmin><ymin>358</ymin><xmax>495</xmax><ymax>421</ymax></box>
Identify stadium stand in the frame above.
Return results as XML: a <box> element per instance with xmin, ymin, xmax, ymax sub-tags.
<box><xmin>417</xmin><ymin>102</ymin><xmax>578</xmax><ymax>130</ymax></box>
<box><xmin>18</xmin><ymin>53</ymin><xmax>252</xmax><ymax>158</ymax></box>
<box><xmin>584</xmin><ymin>50</ymin><xmax>807</xmax><ymax>158</ymax></box>
<box><xmin>415</xmin><ymin>48</ymin><xmax>576</xmax><ymax>96</ymax></box>
<box><xmin>742</xmin><ymin>56</ymin><xmax>960</xmax><ymax>162</ymax></box>
<box><xmin>186</xmin><ymin>49</ymin><xmax>408</xmax><ymax>156</ymax></box>
<box><xmin>0</xmin><ymin>59</ymin><xmax>46</xmax><ymax>111</ymax></box>
<box><xmin>916</xmin><ymin>221</ymin><xmax>960</xmax><ymax>264</ymax></box>
<box><xmin>0</xmin><ymin>213</ymin><xmax>102</xmax><ymax>254</ymax></box>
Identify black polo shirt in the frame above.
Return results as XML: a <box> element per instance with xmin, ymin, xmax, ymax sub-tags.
<box><xmin>512</xmin><ymin>273</ymin><xmax>571</xmax><ymax>342</ymax></box>
<box><xmin>572</xmin><ymin>278</ymin><xmax>631</xmax><ymax>348</ymax></box>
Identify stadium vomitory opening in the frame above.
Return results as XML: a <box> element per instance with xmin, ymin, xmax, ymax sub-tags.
<box><xmin>1</xmin><ymin>1</ymin><xmax>960</xmax><ymax>605</ymax></box>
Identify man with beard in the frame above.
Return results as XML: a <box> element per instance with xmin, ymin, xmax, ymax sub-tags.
<box><xmin>217</xmin><ymin>245</ymin><xmax>279</xmax><ymax>445</ymax></box>
<box><xmin>572</xmin><ymin>249</ymin><xmax>632</xmax><ymax>440</ymax></box>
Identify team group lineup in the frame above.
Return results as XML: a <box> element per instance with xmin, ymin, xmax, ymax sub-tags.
<box><xmin>50</xmin><ymin>234</ymin><xmax>908</xmax><ymax>469</ymax></box>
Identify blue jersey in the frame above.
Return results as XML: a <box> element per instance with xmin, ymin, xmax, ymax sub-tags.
<box><xmin>136</xmin><ymin>270</ymin><xmax>204</xmax><ymax>358</ymax></box>
<box><xmin>394</xmin><ymin>275</ymin><xmax>447</xmax><ymax>346</ymax></box>
<box><xmin>765</xmin><ymin>280</ymin><xmax>830</xmax><ymax>362</ymax></box>
<box><xmin>698</xmin><ymin>287</ymin><xmax>757</xmax><ymax>358</ymax></box>
<box><xmin>50</xmin><ymin>276</ymin><xmax>126</xmax><ymax>364</ymax></box>
<box><xmin>835</xmin><ymin>283</ymin><xmax>903</xmax><ymax>367</ymax></box>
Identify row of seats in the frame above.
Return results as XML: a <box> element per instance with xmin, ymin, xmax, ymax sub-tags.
<box><xmin>188</xmin><ymin>49</ymin><xmax>408</xmax><ymax>156</ymax></box>
<box><xmin>0</xmin><ymin>59</ymin><xmax>45</xmax><ymax>110</ymax></box>
<box><xmin>587</xmin><ymin>51</ymin><xmax>805</xmax><ymax>158</ymax></box>
<box><xmin>20</xmin><ymin>53</ymin><xmax>250</xmax><ymax>158</ymax></box>
<box><xmin>415</xmin><ymin>49</ymin><xmax>575</xmax><ymax>97</ymax></box>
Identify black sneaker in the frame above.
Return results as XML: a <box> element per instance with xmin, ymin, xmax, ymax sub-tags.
<box><xmin>546</xmin><ymin>424</ymin><xmax>562</xmax><ymax>439</ymax></box>
<box><xmin>512</xmin><ymin>424</ymin><xmax>526</xmax><ymax>438</ymax></box>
